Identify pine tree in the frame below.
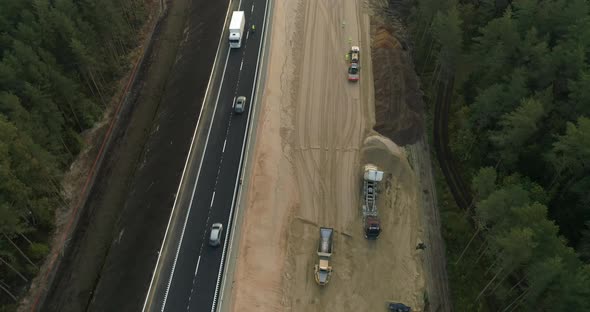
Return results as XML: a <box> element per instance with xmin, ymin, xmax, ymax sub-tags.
<box><xmin>490</xmin><ymin>97</ymin><xmax>545</xmax><ymax>167</ymax></box>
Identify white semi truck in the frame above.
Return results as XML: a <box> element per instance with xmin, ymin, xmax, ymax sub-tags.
<box><xmin>229</xmin><ymin>11</ymin><xmax>245</xmax><ymax>48</ymax></box>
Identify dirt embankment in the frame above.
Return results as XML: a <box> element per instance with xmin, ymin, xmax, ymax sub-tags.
<box><xmin>372</xmin><ymin>24</ymin><xmax>424</xmax><ymax>146</ymax></box>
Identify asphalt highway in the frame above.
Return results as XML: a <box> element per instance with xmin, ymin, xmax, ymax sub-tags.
<box><xmin>142</xmin><ymin>0</ymin><xmax>269</xmax><ymax>311</ymax></box>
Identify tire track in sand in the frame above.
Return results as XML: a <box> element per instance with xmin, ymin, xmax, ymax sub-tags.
<box><xmin>288</xmin><ymin>0</ymin><xmax>368</xmax><ymax>310</ymax></box>
<box><xmin>301</xmin><ymin>0</ymin><xmax>325</xmax><ymax>224</ymax></box>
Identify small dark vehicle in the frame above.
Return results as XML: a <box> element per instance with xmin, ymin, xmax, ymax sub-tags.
<box><xmin>388</xmin><ymin>302</ymin><xmax>411</xmax><ymax>312</ymax></box>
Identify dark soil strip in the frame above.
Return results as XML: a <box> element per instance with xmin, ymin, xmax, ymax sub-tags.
<box><xmin>433</xmin><ymin>76</ymin><xmax>473</xmax><ymax>210</ymax></box>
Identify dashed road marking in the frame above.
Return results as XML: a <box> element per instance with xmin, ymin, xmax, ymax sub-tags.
<box><xmin>195</xmin><ymin>256</ymin><xmax>201</xmax><ymax>276</ymax></box>
<box><xmin>211</xmin><ymin>0</ymin><xmax>270</xmax><ymax>310</ymax></box>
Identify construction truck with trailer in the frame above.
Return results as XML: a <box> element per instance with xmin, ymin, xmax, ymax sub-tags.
<box><xmin>229</xmin><ymin>11</ymin><xmax>245</xmax><ymax>48</ymax></box>
<box><xmin>314</xmin><ymin>227</ymin><xmax>334</xmax><ymax>286</ymax></box>
<box><xmin>347</xmin><ymin>46</ymin><xmax>360</xmax><ymax>81</ymax></box>
<box><xmin>361</xmin><ymin>164</ymin><xmax>384</xmax><ymax>239</ymax></box>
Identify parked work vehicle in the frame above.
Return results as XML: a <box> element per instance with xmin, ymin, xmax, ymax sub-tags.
<box><xmin>229</xmin><ymin>11</ymin><xmax>245</xmax><ymax>48</ymax></box>
<box><xmin>349</xmin><ymin>46</ymin><xmax>360</xmax><ymax>63</ymax></box>
<box><xmin>347</xmin><ymin>46</ymin><xmax>360</xmax><ymax>81</ymax></box>
<box><xmin>234</xmin><ymin>96</ymin><xmax>247</xmax><ymax>114</ymax></box>
<box><xmin>348</xmin><ymin>63</ymin><xmax>359</xmax><ymax>81</ymax></box>
<box><xmin>314</xmin><ymin>227</ymin><xmax>333</xmax><ymax>285</ymax></box>
<box><xmin>388</xmin><ymin>302</ymin><xmax>411</xmax><ymax>312</ymax></box>
<box><xmin>362</xmin><ymin>164</ymin><xmax>384</xmax><ymax>239</ymax></box>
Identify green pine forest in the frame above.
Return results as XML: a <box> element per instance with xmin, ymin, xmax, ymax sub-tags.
<box><xmin>0</xmin><ymin>0</ymin><xmax>149</xmax><ymax>308</ymax></box>
<box><xmin>407</xmin><ymin>0</ymin><xmax>590</xmax><ymax>310</ymax></box>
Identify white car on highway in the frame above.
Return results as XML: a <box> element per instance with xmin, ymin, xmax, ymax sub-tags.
<box><xmin>209</xmin><ymin>223</ymin><xmax>224</xmax><ymax>247</ymax></box>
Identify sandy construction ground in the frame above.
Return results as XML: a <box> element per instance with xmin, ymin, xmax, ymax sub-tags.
<box><xmin>229</xmin><ymin>0</ymin><xmax>427</xmax><ymax>311</ymax></box>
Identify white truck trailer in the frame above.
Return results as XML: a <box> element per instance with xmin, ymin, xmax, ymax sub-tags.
<box><xmin>229</xmin><ymin>11</ymin><xmax>245</xmax><ymax>48</ymax></box>
<box><xmin>314</xmin><ymin>227</ymin><xmax>333</xmax><ymax>286</ymax></box>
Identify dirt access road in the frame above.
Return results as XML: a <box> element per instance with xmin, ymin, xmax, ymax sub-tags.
<box><xmin>29</xmin><ymin>0</ymin><xmax>229</xmax><ymax>311</ymax></box>
<box><xmin>227</xmin><ymin>0</ymin><xmax>434</xmax><ymax>311</ymax></box>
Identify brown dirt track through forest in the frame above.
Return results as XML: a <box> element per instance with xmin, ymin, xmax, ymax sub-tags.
<box><xmin>20</xmin><ymin>0</ymin><xmax>230</xmax><ymax>311</ymax></box>
<box><xmin>433</xmin><ymin>77</ymin><xmax>472</xmax><ymax>210</ymax></box>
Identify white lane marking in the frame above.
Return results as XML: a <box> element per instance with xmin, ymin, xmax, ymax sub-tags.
<box><xmin>239</xmin><ymin>60</ymin><xmax>244</xmax><ymax>71</ymax></box>
<box><xmin>251</xmin><ymin>4</ymin><xmax>254</xmax><ymax>12</ymax></box>
<box><xmin>211</xmin><ymin>0</ymin><xmax>270</xmax><ymax>310</ymax></box>
<box><xmin>144</xmin><ymin>0</ymin><xmax>235</xmax><ymax>310</ymax></box>
<box><xmin>186</xmin><ymin>255</ymin><xmax>201</xmax><ymax>311</ymax></box>
<box><xmin>222</xmin><ymin>139</ymin><xmax>227</xmax><ymax>153</ymax></box>
<box><xmin>231</xmin><ymin>96</ymin><xmax>236</xmax><ymax>108</ymax></box>
<box><xmin>195</xmin><ymin>256</ymin><xmax>201</xmax><ymax>276</ymax></box>
<box><xmin>246</xmin><ymin>30</ymin><xmax>249</xmax><ymax>40</ymax></box>
<box><xmin>210</xmin><ymin>192</ymin><xmax>216</xmax><ymax>207</ymax></box>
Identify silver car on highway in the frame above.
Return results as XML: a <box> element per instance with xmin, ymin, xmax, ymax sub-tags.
<box><xmin>234</xmin><ymin>96</ymin><xmax>246</xmax><ymax>114</ymax></box>
<box><xmin>209</xmin><ymin>223</ymin><xmax>224</xmax><ymax>247</ymax></box>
